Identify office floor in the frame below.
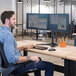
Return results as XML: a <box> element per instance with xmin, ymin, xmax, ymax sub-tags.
<box><xmin>15</xmin><ymin>34</ymin><xmax>74</xmax><ymax>76</ymax></box>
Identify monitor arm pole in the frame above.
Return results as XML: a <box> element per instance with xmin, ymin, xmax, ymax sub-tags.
<box><xmin>36</xmin><ymin>29</ymin><xmax>38</xmax><ymax>40</ymax></box>
<box><xmin>51</xmin><ymin>31</ymin><xmax>58</xmax><ymax>47</ymax></box>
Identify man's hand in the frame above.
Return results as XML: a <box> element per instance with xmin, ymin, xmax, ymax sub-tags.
<box><xmin>26</xmin><ymin>44</ymin><xmax>35</xmax><ymax>49</ymax></box>
<box><xmin>30</xmin><ymin>56</ymin><xmax>40</xmax><ymax>62</ymax></box>
<box><xmin>17</xmin><ymin>56</ymin><xmax>40</xmax><ymax>63</ymax></box>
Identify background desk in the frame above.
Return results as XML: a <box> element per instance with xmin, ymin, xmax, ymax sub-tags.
<box><xmin>17</xmin><ymin>40</ymin><xmax>76</xmax><ymax>76</ymax></box>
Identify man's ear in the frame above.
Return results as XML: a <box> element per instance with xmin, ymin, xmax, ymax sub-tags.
<box><xmin>5</xmin><ymin>18</ymin><xmax>9</xmax><ymax>24</ymax></box>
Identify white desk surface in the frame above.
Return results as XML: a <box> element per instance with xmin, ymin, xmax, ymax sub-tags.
<box><xmin>17</xmin><ymin>40</ymin><xmax>76</xmax><ymax>61</ymax></box>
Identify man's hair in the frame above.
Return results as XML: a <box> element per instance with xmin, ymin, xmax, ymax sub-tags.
<box><xmin>1</xmin><ymin>11</ymin><xmax>14</xmax><ymax>24</ymax></box>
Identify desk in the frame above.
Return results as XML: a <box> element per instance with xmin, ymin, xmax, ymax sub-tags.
<box><xmin>17</xmin><ymin>40</ymin><xmax>76</xmax><ymax>76</ymax></box>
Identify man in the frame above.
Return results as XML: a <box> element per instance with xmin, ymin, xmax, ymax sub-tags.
<box><xmin>0</xmin><ymin>11</ymin><xmax>54</xmax><ymax>76</ymax></box>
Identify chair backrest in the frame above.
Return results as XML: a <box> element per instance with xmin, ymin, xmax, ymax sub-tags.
<box><xmin>0</xmin><ymin>41</ymin><xmax>10</xmax><ymax>68</ymax></box>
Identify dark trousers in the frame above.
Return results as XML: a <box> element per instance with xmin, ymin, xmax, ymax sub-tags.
<box><xmin>15</xmin><ymin>61</ymin><xmax>54</xmax><ymax>76</ymax></box>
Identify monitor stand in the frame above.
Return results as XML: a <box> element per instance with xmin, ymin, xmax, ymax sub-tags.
<box><xmin>50</xmin><ymin>31</ymin><xmax>58</xmax><ymax>47</ymax></box>
<box><xmin>37</xmin><ymin>31</ymin><xmax>58</xmax><ymax>47</ymax></box>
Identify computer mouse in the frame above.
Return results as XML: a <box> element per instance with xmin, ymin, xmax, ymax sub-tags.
<box><xmin>48</xmin><ymin>48</ymin><xmax>56</xmax><ymax>51</ymax></box>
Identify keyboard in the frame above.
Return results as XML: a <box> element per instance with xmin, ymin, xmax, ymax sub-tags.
<box><xmin>33</xmin><ymin>46</ymin><xmax>48</xmax><ymax>50</ymax></box>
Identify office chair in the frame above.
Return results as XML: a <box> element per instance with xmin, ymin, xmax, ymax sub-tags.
<box><xmin>0</xmin><ymin>41</ymin><xmax>37</xmax><ymax>76</ymax></box>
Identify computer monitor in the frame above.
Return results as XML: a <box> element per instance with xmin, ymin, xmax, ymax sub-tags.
<box><xmin>27</xmin><ymin>13</ymin><xmax>69</xmax><ymax>32</ymax></box>
<box><xmin>48</xmin><ymin>14</ymin><xmax>69</xmax><ymax>32</ymax></box>
<box><xmin>27</xmin><ymin>13</ymin><xmax>49</xmax><ymax>30</ymax></box>
<box><xmin>26</xmin><ymin>13</ymin><xmax>69</xmax><ymax>47</ymax></box>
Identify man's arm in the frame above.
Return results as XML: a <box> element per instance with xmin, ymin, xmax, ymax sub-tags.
<box><xmin>18</xmin><ymin>44</ymin><xmax>34</xmax><ymax>51</ymax></box>
<box><xmin>4</xmin><ymin>33</ymin><xmax>39</xmax><ymax>64</ymax></box>
<box><xmin>17</xmin><ymin>56</ymin><xmax>40</xmax><ymax>63</ymax></box>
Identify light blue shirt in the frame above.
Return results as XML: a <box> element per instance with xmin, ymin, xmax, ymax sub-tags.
<box><xmin>0</xmin><ymin>26</ymin><xmax>21</xmax><ymax>64</ymax></box>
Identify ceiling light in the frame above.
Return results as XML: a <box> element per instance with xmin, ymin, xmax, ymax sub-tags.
<box><xmin>17</xmin><ymin>0</ymin><xmax>22</xmax><ymax>3</ymax></box>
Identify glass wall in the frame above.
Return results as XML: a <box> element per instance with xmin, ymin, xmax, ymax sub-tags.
<box><xmin>23</xmin><ymin>0</ymin><xmax>76</xmax><ymax>25</ymax></box>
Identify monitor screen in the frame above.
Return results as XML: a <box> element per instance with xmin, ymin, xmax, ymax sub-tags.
<box><xmin>26</xmin><ymin>13</ymin><xmax>49</xmax><ymax>30</ymax></box>
<box><xmin>26</xmin><ymin>13</ymin><xmax>69</xmax><ymax>32</ymax></box>
<box><xmin>48</xmin><ymin>14</ymin><xmax>69</xmax><ymax>32</ymax></box>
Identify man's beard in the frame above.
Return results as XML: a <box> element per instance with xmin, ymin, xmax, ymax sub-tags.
<box><xmin>9</xmin><ymin>24</ymin><xmax>15</xmax><ymax>29</ymax></box>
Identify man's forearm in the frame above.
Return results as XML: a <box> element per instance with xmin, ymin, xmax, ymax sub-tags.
<box><xmin>17</xmin><ymin>56</ymin><xmax>28</xmax><ymax>63</ymax></box>
<box><xmin>19</xmin><ymin>44</ymin><xmax>34</xmax><ymax>51</ymax></box>
<box><xmin>17</xmin><ymin>56</ymin><xmax>40</xmax><ymax>63</ymax></box>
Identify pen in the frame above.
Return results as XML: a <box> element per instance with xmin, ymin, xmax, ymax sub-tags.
<box><xmin>65</xmin><ymin>37</ymin><xmax>68</xmax><ymax>42</ymax></box>
<box><xmin>62</xmin><ymin>37</ymin><xmax>64</xmax><ymax>42</ymax></box>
